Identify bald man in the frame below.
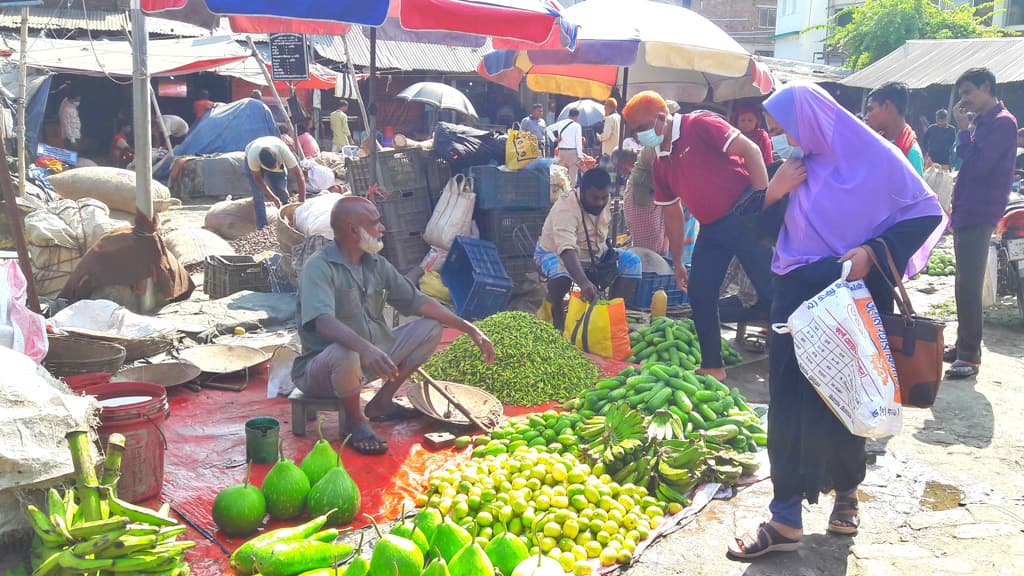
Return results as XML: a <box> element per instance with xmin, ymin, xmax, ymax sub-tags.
<box><xmin>292</xmin><ymin>197</ymin><xmax>495</xmax><ymax>454</ymax></box>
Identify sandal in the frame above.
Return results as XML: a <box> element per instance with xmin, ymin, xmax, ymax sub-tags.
<box><xmin>945</xmin><ymin>360</ymin><xmax>979</xmax><ymax>380</ymax></box>
<box><xmin>828</xmin><ymin>494</ymin><xmax>860</xmax><ymax>536</ymax></box>
<box><xmin>943</xmin><ymin>345</ymin><xmax>957</xmax><ymax>364</ymax></box>
<box><xmin>346</xmin><ymin>422</ymin><xmax>388</xmax><ymax>455</ymax></box>
<box><xmin>727</xmin><ymin>522</ymin><xmax>801</xmax><ymax>560</ymax></box>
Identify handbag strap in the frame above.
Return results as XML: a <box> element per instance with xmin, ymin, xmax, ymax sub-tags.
<box><xmin>864</xmin><ymin>241</ymin><xmax>917</xmax><ymax>321</ymax></box>
<box><xmin>578</xmin><ymin>196</ymin><xmax>601</xmax><ymax>264</ymax></box>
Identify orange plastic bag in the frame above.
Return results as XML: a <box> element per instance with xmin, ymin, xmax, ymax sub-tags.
<box><xmin>563</xmin><ymin>294</ymin><xmax>632</xmax><ymax>361</ymax></box>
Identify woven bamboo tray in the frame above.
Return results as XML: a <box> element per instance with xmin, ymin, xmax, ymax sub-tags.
<box><xmin>45</xmin><ymin>335</ymin><xmax>126</xmax><ymax>378</ymax></box>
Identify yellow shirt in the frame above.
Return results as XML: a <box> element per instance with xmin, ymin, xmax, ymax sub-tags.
<box><xmin>330</xmin><ymin>110</ymin><xmax>351</xmax><ymax>146</ymax></box>
<box><xmin>539</xmin><ymin>189</ymin><xmax>611</xmax><ymax>261</ymax></box>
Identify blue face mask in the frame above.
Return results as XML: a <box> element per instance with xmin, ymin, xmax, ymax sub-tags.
<box><xmin>637</xmin><ymin>127</ymin><xmax>664</xmax><ymax>148</ymax></box>
<box><xmin>771</xmin><ymin>134</ymin><xmax>803</xmax><ymax>160</ymax></box>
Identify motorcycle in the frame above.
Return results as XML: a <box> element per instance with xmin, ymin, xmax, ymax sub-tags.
<box><xmin>996</xmin><ymin>177</ymin><xmax>1024</xmax><ymax>320</ymax></box>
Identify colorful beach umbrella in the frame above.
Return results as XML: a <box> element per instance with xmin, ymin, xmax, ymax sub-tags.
<box><xmin>479</xmin><ymin>50</ymin><xmax>618</xmax><ymax>100</ymax></box>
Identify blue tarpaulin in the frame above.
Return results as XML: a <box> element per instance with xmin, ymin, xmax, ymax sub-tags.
<box><xmin>23</xmin><ymin>74</ymin><xmax>51</xmax><ymax>162</ymax></box>
<box><xmin>155</xmin><ymin>98</ymin><xmax>278</xmax><ymax>181</ymax></box>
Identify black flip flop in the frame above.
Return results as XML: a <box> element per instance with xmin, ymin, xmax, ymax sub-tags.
<box><xmin>828</xmin><ymin>494</ymin><xmax>860</xmax><ymax>536</ymax></box>
<box><xmin>347</xmin><ymin>423</ymin><xmax>388</xmax><ymax>455</ymax></box>
<box><xmin>367</xmin><ymin>402</ymin><xmax>421</xmax><ymax>423</ymax></box>
<box><xmin>727</xmin><ymin>522</ymin><xmax>801</xmax><ymax>560</ymax></box>
<box><xmin>943</xmin><ymin>346</ymin><xmax>958</xmax><ymax>363</ymax></box>
<box><xmin>945</xmin><ymin>360</ymin><xmax>979</xmax><ymax>380</ymax></box>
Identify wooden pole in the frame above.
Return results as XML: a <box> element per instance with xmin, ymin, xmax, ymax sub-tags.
<box><xmin>16</xmin><ymin>7</ymin><xmax>28</xmax><ymax>198</ymax></box>
<box><xmin>0</xmin><ymin>114</ymin><xmax>40</xmax><ymax>313</ymax></box>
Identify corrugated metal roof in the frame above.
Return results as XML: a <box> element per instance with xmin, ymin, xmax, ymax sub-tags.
<box><xmin>314</xmin><ymin>27</ymin><xmax>490</xmax><ymax>74</ymax></box>
<box><xmin>0</xmin><ymin>7</ymin><xmax>129</xmax><ymax>33</ymax></box>
<box><xmin>842</xmin><ymin>38</ymin><xmax>1024</xmax><ymax>89</ymax></box>
<box><xmin>0</xmin><ymin>7</ymin><xmax>215</xmax><ymax>37</ymax></box>
<box><xmin>756</xmin><ymin>56</ymin><xmax>850</xmax><ymax>85</ymax></box>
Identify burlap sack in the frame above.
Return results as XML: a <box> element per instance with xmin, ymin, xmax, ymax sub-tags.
<box><xmin>47</xmin><ymin>167</ymin><xmax>173</xmax><ymax>213</ymax></box>
<box><xmin>204</xmin><ymin>197</ymin><xmax>278</xmax><ymax>241</ymax></box>
<box><xmin>164</xmin><ymin>228</ymin><xmax>236</xmax><ymax>267</ymax></box>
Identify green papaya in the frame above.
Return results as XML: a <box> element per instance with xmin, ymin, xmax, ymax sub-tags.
<box><xmin>263</xmin><ymin>442</ymin><xmax>311</xmax><ymax>521</ymax></box>
<box><xmin>307</xmin><ymin>436</ymin><xmax>361</xmax><ymax>526</ymax></box>
<box><xmin>301</xmin><ymin>418</ymin><xmax>340</xmax><ymax>486</ymax></box>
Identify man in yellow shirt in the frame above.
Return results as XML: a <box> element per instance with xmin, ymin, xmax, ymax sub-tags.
<box><xmin>330</xmin><ymin>100</ymin><xmax>353</xmax><ymax>152</ymax></box>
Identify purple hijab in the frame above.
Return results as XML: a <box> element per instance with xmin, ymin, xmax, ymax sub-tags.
<box><xmin>763</xmin><ymin>82</ymin><xmax>946</xmax><ymax>277</ymax></box>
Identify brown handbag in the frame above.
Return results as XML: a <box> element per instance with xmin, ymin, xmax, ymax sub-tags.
<box><xmin>866</xmin><ymin>242</ymin><xmax>945</xmax><ymax>408</ymax></box>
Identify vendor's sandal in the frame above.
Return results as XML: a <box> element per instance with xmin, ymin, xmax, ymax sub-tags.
<box><xmin>347</xmin><ymin>423</ymin><xmax>388</xmax><ymax>455</ymax></box>
<box><xmin>828</xmin><ymin>494</ymin><xmax>860</xmax><ymax>536</ymax></box>
<box><xmin>697</xmin><ymin>368</ymin><xmax>728</xmax><ymax>382</ymax></box>
<box><xmin>727</xmin><ymin>523</ymin><xmax>801</xmax><ymax>560</ymax></box>
<box><xmin>943</xmin><ymin>345</ymin><xmax>958</xmax><ymax>363</ymax></box>
<box><xmin>945</xmin><ymin>360</ymin><xmax>980</xmax><ymax>380</ymax></box>
<box><xmin>366</xmin><ymin>401</ymin><xmax>420</xmax><ymax>422</ymax></box>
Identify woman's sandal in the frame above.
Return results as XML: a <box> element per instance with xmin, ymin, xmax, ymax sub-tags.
<box><xmin>727</xmin><ymin>522</ymin><xmax>801</xmax><ymax>560</ymax></box>
<box><xmin>828</xmin><ymin>494</ymin><xmax>860</xmax><ymax>536</ymax></box>
<box><xmin>943</xmin><ymin>345</ymin><xmax>958</xmax><ymax>363</ymax></box>
<box><xmin>945</xmin><ymin>360</ymin><xmax>980</xmax><ymax>380</ymax></box>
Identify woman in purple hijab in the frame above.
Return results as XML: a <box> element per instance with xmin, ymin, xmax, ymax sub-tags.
<box><xmin>728</xmin><ymin>82</ymin><xmax>945</xmax><ymax>559</ymax></box>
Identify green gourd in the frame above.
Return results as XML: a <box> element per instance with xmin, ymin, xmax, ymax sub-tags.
<box><xmin>430</xmin><ymin>518</ymin><xmax>471</xmax><ymax>563</ymax></box>
<box><xmin>448</xmin><ymin>540</ymin><xmax>495</xmax><ymax>576</ymax></box>
<box><xmin>390</xmin><ymin>506</ymin><xmax>429</xmax><ymax>555</ymax></box>
<box><xmin>413</xmin><ymin>506</ymin><xmax>443</xmax><ymax>546</ymax></box>
<box><xmin>510</xmin><ymin>555</ymin><xmax>563</xmax><ymax>576</ymax></box>
<box><xmin>365</xmin><ymin>515</ymin><xmax>424</xmax><ymax>576</ymax></box>
<box><xmin>212</xmin><ymin>461</ymin><xmax>266</xmax><ymax>539</ymax></box>
<box><xmin>230</xmin><ymin>509</ymin><xmax>335</xmax><ymax>575</ymax></box>
<box><xmin>262</xmin><ymin>441</ymin><xmax>311</xmax><ymax>520</ymax></box>
<box><xmin>301</xmin><ymin>417</ymin><xmax>340</xmax><ymax>486</ymax></box>
<box><xmin>307</xmin><ymin>436</ymin><xmax>361</xmax><ymax>525</ymax></box>
<box><xmin>484</xmin><ymin>534</ymin><xmax>529</xmax><ymax>576</ymax></box>
<box><xmin>420</xmin><ymin>555</ymin><xmax>451</xmax><ymax>576</ymax></box>
<box><xmin>253</xmin><ymin>540</ymin><xmax>354</xmax><ymax>576</ymax></box>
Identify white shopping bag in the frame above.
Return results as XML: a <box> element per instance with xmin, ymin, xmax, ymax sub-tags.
<box><xmin>772</xmin><ymin>261</ymin><xmax>902</xmax><ymax>439</ymax></box>
<box><xmin>982</xmin><ymin>242</ymin><xmax>997</xmax><ymax>308</ymax></box>
<box><xmin>423</xmin><ymin>173</ymin><xmax>475</xmax><ymax>250</ymax></box>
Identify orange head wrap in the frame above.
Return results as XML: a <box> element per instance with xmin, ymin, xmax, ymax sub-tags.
<box><xmin>622</xmin><ymin>91</ymin><xmax>669</xmax><ymax>127</ymax></box>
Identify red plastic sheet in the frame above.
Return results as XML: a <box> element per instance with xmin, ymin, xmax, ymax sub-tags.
<box><xmin>154</xmin><ymin>329</ymin><xmax>625</xmax><ymax>574</ymax></box>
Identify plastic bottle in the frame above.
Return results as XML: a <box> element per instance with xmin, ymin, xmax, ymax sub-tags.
<box><xmin>651</xmin><ymin>289</ymin><xmax>668</xmax><ymax>319</ymax></box>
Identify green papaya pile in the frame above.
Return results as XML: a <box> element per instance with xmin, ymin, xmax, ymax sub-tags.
<box><xmin>627</xmin><ymin>317</ymin><xmax>742</xmax><ymax>366</ymax></box>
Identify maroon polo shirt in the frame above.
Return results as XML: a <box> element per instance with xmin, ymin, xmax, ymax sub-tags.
<box><xmin>652</xmin><ymin>112</ymin><xmax>752</xmax><ymax>224</ymax></box>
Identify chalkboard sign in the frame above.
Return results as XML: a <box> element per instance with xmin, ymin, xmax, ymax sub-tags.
<box><xmin>269</xmin><ymin>33</ymin><xmax>309</xmax><ymax>82</ymax></box>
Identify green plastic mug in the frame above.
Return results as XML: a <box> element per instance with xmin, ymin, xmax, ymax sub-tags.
<box><xmin>245</xmin><ymin>417</ymin><xmax>280</xmax><ymax>464</ymax></box>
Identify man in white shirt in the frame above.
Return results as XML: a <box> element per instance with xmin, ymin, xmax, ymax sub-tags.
<box><xmin>555</xmin><ymin>108</ymin><xmax>583</xmax><ymax>187</ymax></box>
<box><xmin>245</xmin><ymin>136</ymin><xmax>307</xmax><ymax>229</ymax></box>
<box><xmin>597</xmin><ymin>98</ymin><xmax>620</xmax><ymax>159</ymax></box>
<box><xmin>59</xmin><ymin>93</ymin><xmax>81</xmax><ymax>149</ymax></box>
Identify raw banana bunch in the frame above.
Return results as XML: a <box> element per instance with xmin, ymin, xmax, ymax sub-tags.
<box><xmin>26</xmin><ymin>486</ymin><xmax>193</xmax><ymax>576</ymax></box>
<box><xmin>646</xmin><ymin>410</ymin><xmax>684</xmax><ymax>442</ymax></box>
<box><xmin>582</xmin><ymin>403</ymin><xmax>648</xmax><ymax>465</ymax></box>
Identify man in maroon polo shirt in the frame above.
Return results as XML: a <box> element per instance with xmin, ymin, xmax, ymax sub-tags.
<box><xmin>622</xmin><ymin>91</ymin><xmax>806</xmax><ymax>380</ymax></box>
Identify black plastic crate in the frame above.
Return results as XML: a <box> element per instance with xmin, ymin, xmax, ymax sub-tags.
<box><xmin>346</xmin><ymin>149</ymin><xmax>426</xmax><ymax>195</ymax></box>
<box><xmin>476</xmin><ymin>207</ymin><xmax>549</xmax><ymax>258</ymax></box>
<box><xmin>501</xmin><ymin>255</ymin><xmax>537</xmax><ymax>291</ymax></box>
<box><xmin>381</xmin><ymin>230</ymin><xmax>430</xmax><ymax>273</ymax></box>
<box><xmin>373</xmin><ymin>186</ymin><xmax>431</xmax><ymax>233</ymax></box>
<box><xmin>204</xmin><ymin>255</ymin><xmax>270</xmax><ymax>299</ymax></box>
<box><xmin>470</xmin><ymin>165</ymin><xmax>550</xmax><ymax>210</ymax></box>
<box><xmin>422</xmin><ymin>153</ymin><xmax>452</xmax><ymax>207</ymax></box>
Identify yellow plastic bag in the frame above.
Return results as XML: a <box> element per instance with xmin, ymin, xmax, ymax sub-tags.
<box><xmin>537</xmin><ymin>299</ymin><xmax>552</xmax><ymax>323</ymax></box>
<box><xmin>563</xmin><ymin>294</ymin><xmax>633</xmax><ymax>361</ymax></box>
<box><xmin>506</xmin><ymin>125</ymin><xmax>541</xmax><ymax>171</ymax></box>
<box><xmin>419</xmin><ymin>270</ymin><xmax>451</xmax><ymax>302</ymax></box>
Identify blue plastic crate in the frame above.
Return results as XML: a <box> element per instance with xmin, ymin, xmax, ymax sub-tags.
<box><xmin>441</xmin><ymin>237</ymin><xmax>514</xmax><ymax>320</ymax></box>
<box><xmin>470</xmin><ymin>165</ymin><xmax>550</xmax><ymax>210</ymax></box>
<box><xmin>628</xmin><ymin>260</ymin><xmax>689</xmax><ymax>310</ymax></box>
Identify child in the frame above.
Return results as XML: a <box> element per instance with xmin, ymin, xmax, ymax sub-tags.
<box><xmin>732</xmin><ymin>102</ymin><xmax>773</xmax><ymax>166</ymax></box>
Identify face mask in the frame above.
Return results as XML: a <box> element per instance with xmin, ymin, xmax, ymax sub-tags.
<box><xmin>771</xmin><ymin>134</ymin><xmax>804</xmax><ymax>160</ymax></box>
<box><xmin>636</xmin><ymin>128</ymin><xmax>664</xmax><ymax>148</ymax></box>
<box><xmin>359</xmin><ymin>227</ymin><xmax>384</xmax><ymax>254</ymax></box>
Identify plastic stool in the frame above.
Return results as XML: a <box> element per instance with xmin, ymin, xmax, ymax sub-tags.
<box><xmin>288</xmin><ymin>388</ymin><xmax>345</xmax><ymax>436</ymax></box>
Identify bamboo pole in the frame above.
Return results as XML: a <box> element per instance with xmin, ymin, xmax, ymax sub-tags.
<box><xmin>16</xmin><ymin>7</ymin><xmax>28</xmax><ymax>198</ymax></box>
<box><xmin>0</xmin><ymin>116</ymin><xmax>39</xmax><ymax>312</ymax></box>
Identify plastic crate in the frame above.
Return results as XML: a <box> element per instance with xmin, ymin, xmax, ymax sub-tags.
<box><xmin>441</xmin><ymin>237</ymin><xmax>513</xmax><ymax>320</ymax></box>
<box><xmin>345</xmin><ymin>150</ymin><xmax>426</xmax><ymax>195</ymax></box>
<box><xmin>422</xmin><ymin>153</ymin><xmax>452</xmax><ymax>207</ymax></box>
<box><xmin>380</xmin><ymin>230</ymin><xmax>430</xmax><ymax>273</ymax></box>
<box><xmin>476</xmin><ymin>207</ymin><xmax>549</xmax><ymax>258</ymax></box>
<box><xmin>501</xmin><ymin>255</ymin><xmax>536</xmax><ymax>288</ymax></box>
<box><xmin>204</xmin><ymin>255</ymin><xmax>270</xmax><ymax>299</ymax></box>
<box><xmin>470</xmin><ymin>165</ymin><xmax>550</xmax><ymax>210</ymax></box>
<box><xmin>373</xmin><ymin>186</ymin><xmax>431</xmax><ymax>233</ymax></box>
<box><xmin>628</xmin><ymin>260</ymin><xmax>689</xmax><ymax>310</ymax></box>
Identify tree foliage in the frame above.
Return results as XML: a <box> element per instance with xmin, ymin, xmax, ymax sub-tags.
<box><xmin>827</xmin><ymin>0</ymin><xmax>1009</xmax><ymax>70</ymax></box>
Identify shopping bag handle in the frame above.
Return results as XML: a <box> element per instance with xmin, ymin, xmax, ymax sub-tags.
<box><xmin>570</xmin><ymin>298</ymin><xmax>598</xmax><ymax>353</ymax></box>
<box><xmin>864</xmin><ymin>241</ymin><xmax>917</xmax><ymax>322</ymax></box>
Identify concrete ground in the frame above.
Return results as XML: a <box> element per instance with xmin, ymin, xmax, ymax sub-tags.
<box><xmin>629</xmin><ymin>237</ymin><xmax>1024</xmax><ymax>575</ymax></box>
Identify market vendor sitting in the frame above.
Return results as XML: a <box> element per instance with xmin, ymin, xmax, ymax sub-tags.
<box><xmin>292</xmin><ymin>196</ymin><xmax>496</xmax><ymax>455</ymax></box>
<box><xmin>536</xmin><ymin>168</ymin><xmax>642</xmax><ymax>331</ymax></box>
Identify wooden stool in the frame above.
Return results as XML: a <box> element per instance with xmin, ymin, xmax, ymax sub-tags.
<box><xmin>288</xmin><ymin>388</ymin><xmax>345</xmax><ymax>436</ymax></box>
